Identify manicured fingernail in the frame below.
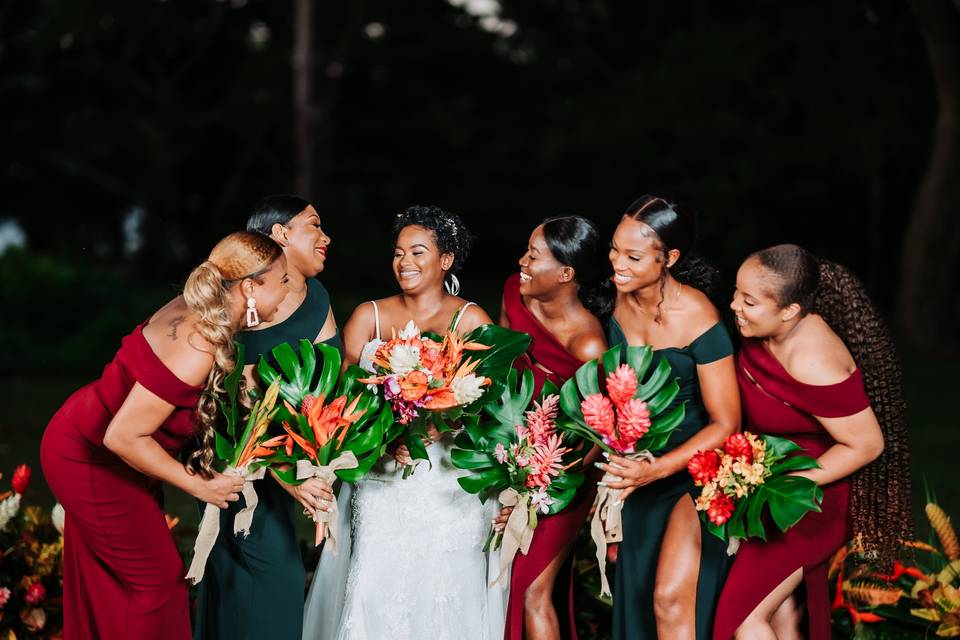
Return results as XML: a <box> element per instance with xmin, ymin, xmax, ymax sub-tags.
<box><xmin>613</xmin><ymin>500</ymin><xmax>622</xmax><ymax>507</ymax></box>
<box><xmin>602</xmin><ymin>452</ymin><xmax>610</xmax><ymax>459</ymax></box>
<box><xmin>594</xmin><ymin>462</ymin><xmax>605</xmax><ymax>469</ymax></box>
<box><xmin>597</xmin><ymin>482</ymin><xmax>607</xmax><ymax>487</ymax></box>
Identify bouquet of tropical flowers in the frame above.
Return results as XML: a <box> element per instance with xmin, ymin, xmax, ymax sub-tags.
<box><xmin>829</xmin><ymin>489</ymin><xmax>960</xmax><ymax>637</ymax></box>
<box><xmin>359</xmin><ymin>321</ymin><xmax>530</xmax><ymax>477</ymax></box>
<box><xmin>558</xmin><ymin>344</ymin><xmax>686</xmax><ymax>596</ymax></box>
<box><xmin>256</xmin><ymin>340</ymin><xmax>391</xmax><ymax>550</ymax></box>
<box><xmin>451</xmin><ymin>368</ymin><xmax>585</xmax><ymax>586</ymax></box>
<box><xmin>0</xmin><ymin>465</ymin><xmax>65</xmax><ymax>638</ymax></box>
<box><xmin>687</xmin><ymin>431</ymin><xmax>823</xmax><ymax>555</ymax></box>
<box><xmin>186</xmin><ymin>348</ymin><xmax>287</xmax><ymax>582</ymax></box>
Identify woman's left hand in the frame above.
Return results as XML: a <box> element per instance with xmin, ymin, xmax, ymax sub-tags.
<box><xmin>596</xmin><ymin>454</ymin><xmax>666</xmax><ymax>503</ymax></box>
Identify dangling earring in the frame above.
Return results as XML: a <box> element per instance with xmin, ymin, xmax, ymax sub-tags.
<box><xmin>246</xmin><ymin>297</ymin><xmax>260</xmax><ymax>327</ymax></box>
<box><xmin>444</xmin><ymin>274</ymin><xmax>461</xmax><ymax>296</ymax></box>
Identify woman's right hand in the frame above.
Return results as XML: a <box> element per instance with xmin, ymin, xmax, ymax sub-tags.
<box><xmin>492</xmin><ymin>506</ymin><xmax>513</xmax><ymax>533</ymax></box>
<box><xmin>193</xmin><ymin>472</ymin><xmax>245</xmax><ymax>509</ymax></box>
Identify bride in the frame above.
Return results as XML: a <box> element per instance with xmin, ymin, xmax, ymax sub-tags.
<box><xmin>302</xmin><ymin>206</ymin><xmax>506</xmax><ymax>640</ymax></box>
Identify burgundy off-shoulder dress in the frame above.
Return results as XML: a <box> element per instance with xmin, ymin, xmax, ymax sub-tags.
<box><xmin>40</xmin><ymin>322</ymin><xmax>201</xmax><ymax>639</ymax></box>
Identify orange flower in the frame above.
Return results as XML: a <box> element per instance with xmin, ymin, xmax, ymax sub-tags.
<box><xmin>400</xmin><ymin>370</ymin><xmax>430</xmax><ymax>402</ymax></box>
<box><xmin>423</xmin><ymin>388</ymin><xmax>458</xmax><ymax>410</ymax></box>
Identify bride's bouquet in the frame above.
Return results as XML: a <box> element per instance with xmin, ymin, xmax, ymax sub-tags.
<box><xmin>557</xmin><ymin>343</ymin><xmax>686</xmax><ymax>596</ymax></box>
<box><xmin>688</xmin><ymin>431</ymin><xmax>823</xmax><ymax>554</ymax></box>
<box><xmin>360</xmin><ymin>321</ymin><xmax>530</xmax><ymax>477</ymax></box>
<box><xmin>451</xmin><ymin>369</ymin><xmax>585</xmax><ymax>586</ymax></box>
<box><xmin>186</xmin><ymin>346</ymin><xmax>287</xmax><ymax>582</ymax></box>
<box><xmin>255</xmin><ymin>340</ymin><xmax>392</xmax><ymax>550</ymax></box>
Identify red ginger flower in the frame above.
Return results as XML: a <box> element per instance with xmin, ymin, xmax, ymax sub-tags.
<box><xmin>605</xmin><ymin>364</ymin><xmax>638</xmax><ymax>408</ymax></box>
<box><xmin>11</xmin><ymin>464</ymin><xmax>30</xmax><ymax>495</ymax></box>
<box><xmin>688</xmin><ymin>450</ymin><xmax>721</xmax><ymax>485</ymax></box>
<box><xmin>581</xmin><ymin>394</ymin><xmax>616</xmax><ymax>437</ymax></box>
<box><xmin>616</xmin><ymin>398</ymin><xmax>651</xmax><ymax>441</ymax></box>
<box><xmin>24</xmin><ymin>582</ymin><xmax>46</xmax><ymax>605</ymax></box>
<box><xmin>723</xmin><ymin>433</ymin><xmax>753</xmax><ymax>463</ymax></box>
<box><xmin>707</xmin><ymin>492</ymin><xmax>735</xmax><ymax>525</ymax></box>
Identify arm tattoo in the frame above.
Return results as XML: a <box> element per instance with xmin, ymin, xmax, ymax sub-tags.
<box><xmin>169</xmin><ymin>316</ymin><xmax>186</xmax><ymax>341</ymax></box>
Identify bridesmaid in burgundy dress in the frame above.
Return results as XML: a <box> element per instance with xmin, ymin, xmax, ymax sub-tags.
<box><xmin>40</xmin><ymin>231</ymin><xmax>289</xmax><ymax>640</ymax></box>
<box><xmin>497</xmin><ymin>216</ymin><xmax>607</xmax><ymax>640</ymax></box>
<box><xmin>714</xmin><ymin>244</ymin><xmax>910</xmax><ymax>639</ymax></box>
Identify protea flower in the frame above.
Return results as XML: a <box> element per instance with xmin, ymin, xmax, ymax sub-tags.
<box><xmin>723</xmin><ymin>433</ymin><xmax>753</xmax><ymax>463</ymax></box>
<box><xmin>688</xmin><ymin>450</ymin><xmax>721</xmax><ymax>485</ymax></box>
<box><xmin>11</xmin><ymin>464</ymin><xmax>30</xmax><ymax>495</ymax></box>
<box><xmin>581</xmin><ymin>394</ymin><xmax>616</xmax><ymax>437</ymax></box>
<box><xmin>605</xmin><ymin>364</ymin><xmax>638</xmax><ymax>407</ymax></box>
<box><xmin>707</xmin><ymin>492</ymin><xmax>735</xmax><ymax>525</ymax></box>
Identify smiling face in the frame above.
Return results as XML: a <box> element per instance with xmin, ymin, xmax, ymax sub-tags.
<box><xmin>518</xmin><ymin>225</ymin><xmax>571</xmax><ymax>296</ymax></box>
<box><xmin>607</xmin><ymin>217</ymin><xmax>667</xmax><ymax>293</ymax></box>
<box><xmin>393</xmin><ymin>225</ymin><xmax>453</xmax><ymax>294</ymax></box>
<box><xmin>243</xmin><ymin>254</ymin><xmax>289</xmax><ymax>323</ymax></box>
<box><xmin>730</xmin><ymin>256</ymin><xmax>797</xmax><ymax>338</ymax></box>
<box><xmin>277</xmin><ymin>205</ymin><xmax>330</xmax><ymax>277</ymax></box>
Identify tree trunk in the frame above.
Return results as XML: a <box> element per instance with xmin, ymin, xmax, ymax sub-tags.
<box><xmin>899</xmin><ymin>0</ymin><xmax>960</xmax><ymax>354</ymax></box>
<box><xmin>293</xmin><ymin>0</ymin><xmax>315</xmax><ymax>199</ymax></box>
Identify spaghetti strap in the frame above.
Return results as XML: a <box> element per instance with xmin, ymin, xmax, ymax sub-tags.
<box><xmin>451</xmin><ymin>302</ymin><xmax>476</xmax><ymax>333</ymax></box>
<box><xmin>370</xmin><ymin>300</ymin><xmax>381</xmax><ymax>340</ymax></box>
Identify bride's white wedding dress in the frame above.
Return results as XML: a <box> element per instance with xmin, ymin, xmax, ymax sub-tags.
<box><xmin>302</xmin><ymin>301</ymin><xmax>506</xmax><ymax>640</ymax></box>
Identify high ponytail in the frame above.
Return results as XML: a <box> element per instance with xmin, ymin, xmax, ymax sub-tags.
<box><xmin>181</xmin><ymin>231</ymin><xmax>283</xmax><ymax>478</ymax></box>
<box><xmin>814</xmin><ymin>259</ymin><xmax>912</xmax><ymax>565</ymax></box>
<box><xmin>752</xmin><ymin>244</ymin><xmax>913</xmax><ymax>565</ymax></box>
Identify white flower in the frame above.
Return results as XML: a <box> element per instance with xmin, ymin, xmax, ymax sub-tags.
<box><xmin>52</xmin><ymin>503</ymin><xmax>65</xmax><ymax>534</ymax></box>
<box><xmin>0</xmin><ymin>493</ymin><xmax>21</xmax><ymax>532</ymax></box>
<box><xmin>397</xmin><ymin>320</ymin><xmax>421</xmax><ymax>340</ymax></box>
<box><xmin>530</xmin><ymin>488</ymin><xmax>555</xmax><ymax>514</ymax></box>
<box><xmin>388</xmin><ymin>343</ymin><xmax>422</xmax><ymax>375</ymax></box>
<box><xmin>451</xmin><ymin>373</ymin><xmax>485</xmax><ymax>405</ymax></box>
<box><xmin>358</xmin><ymin>338</ymin><xmax>383</xmax><ymax>374</ymax></box>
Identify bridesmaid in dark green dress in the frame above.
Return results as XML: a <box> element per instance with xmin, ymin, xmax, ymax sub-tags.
<box><xmin>595</xmin><ymin>195</ymin><xmax>741</xmax><ymax>640</ymax></box>
<box><xmin>194</xmin><ymin>195</ymin><xmax>344</xmax><ymax>640</ymax></box>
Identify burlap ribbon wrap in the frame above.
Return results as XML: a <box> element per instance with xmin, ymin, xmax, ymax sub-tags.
<box><xmin>493</xmin><ymin>488</ymin><xmax>536</xmax><ymax>588</ymax></box>
<box><xmin>591</xmin><ymin>450</ymin><xmax>654</xmax><ymax>597</ymax></box>
<box><xmin>185</xmin><ymin>464</ymin><xmax>266</xmax><ymax>584</ymax></box>
<box><xmin>296</xmin><ymin>452</ymin><xmax>359</xmax><ymax>552</ymax></box>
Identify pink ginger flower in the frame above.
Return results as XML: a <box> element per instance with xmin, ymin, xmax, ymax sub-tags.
<box><xmin>525</xmin><ymin>433</ymin><xmax>568</xmax><ymax>488</ymax></box>
<box><xmin>605</xmin><ymin>364</ymin><xmax>638</xmax><ymax>407</ymax></box>
<box><xmin>524</xmin><ymin>395</ymin><xmax>559</xmax><ymax>444</ymax></box>
<box><xmin>581</xmin><ymin>394</ymin><xmax>616</xmax><ymax>437</ymax></box>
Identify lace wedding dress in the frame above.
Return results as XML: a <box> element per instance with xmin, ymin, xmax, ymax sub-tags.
<box><xmin>302</xmin><ymin>301</ymin><xmax>506</xmax><ymax>640</ymax></box>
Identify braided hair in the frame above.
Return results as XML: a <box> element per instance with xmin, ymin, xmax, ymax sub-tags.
<box><xmin>393</xmin><ymin>205</ymin><xmax>474</xmax><ymax>292</ymax></box>
<box><xmin>594</xmin><ymin>194</ymin><xmax>723</xmax><ymax>321</ymax></box>
<box><xmin>752</xmin><ymin>244</ymin><xmax>912</xmax><ymax>565</ymax></box>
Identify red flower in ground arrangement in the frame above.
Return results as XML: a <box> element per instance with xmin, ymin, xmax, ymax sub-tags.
<box><xmin>688</xmin><ymin>450</ymin><xmax>721</xmax><ymax>485</ymax></box>
<box><xmin>24</xmin><ymin>582</ymin><xmax>46</xmax><ymax>605</ymax></box>
<box><xmin>11</xmin><ymin>464</ymin><xmax>31</xmax><ymax>495</ymax></box>
<box><xmin>707</xmin><ymin>492</ymin><xmax>735</xmax><ymax>526</ymax></box>
<box><xmin>581</xmin><ymin>394</ymin><xmax>616</xmax><ymax>438</ymax></box>
<box><xmin>723</xmin><ymin>433</ymin><xmax>753</xmax><ymax>463</ymax></box>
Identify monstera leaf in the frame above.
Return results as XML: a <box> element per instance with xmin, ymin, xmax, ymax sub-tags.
<box><xmin>558</xmin><ymin>343</ymin><xmax>686</xmax><ymax>454</ymax></box>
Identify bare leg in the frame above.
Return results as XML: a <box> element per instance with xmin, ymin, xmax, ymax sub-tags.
<box><xmin>524</xmin><ymin>538</ymin><xmax>577</xmax><ymax>640</ymax></box>
<box><xmin>653</xmin><ymin>496</ymin><xmax>701</xmax><ymax>640</ymax></box>
<box><xmin>769</xmin><ymin>594</ymin><xmax>803</xmax><ymax>640</ymax></box>
<box><xmin>734</xmin><ymin>568</ymin><xmax>804</xmax><ymax>640</ymax></box>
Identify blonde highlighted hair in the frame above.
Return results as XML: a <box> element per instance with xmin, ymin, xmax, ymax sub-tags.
<box><xmin>182</xmin><ymin>231</ymin><xmax>282</xmax><ymax>477</ymax></box>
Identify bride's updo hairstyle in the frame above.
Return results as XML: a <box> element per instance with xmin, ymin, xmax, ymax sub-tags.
<box><xmin>392</xmin><ymin>205</ymin><xmax>474</xmax><ymax>294</ymax></box>
<box><xmin>183</xmin><ymin>231</ymin><xmax>283</xmax><ymax>477</ymax></box>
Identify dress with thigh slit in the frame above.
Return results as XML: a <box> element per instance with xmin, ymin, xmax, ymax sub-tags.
<box><xmin>501</xmin><ymin>272</ymin><xmax>595</xmax><ymax>640</ymax></box>
<box><xmin>711</xmin><ymin>338</ymin><xmax>870</xmax><ymax>640</ymax></box>
<box><xmin>39</xmin><ymin>322</ymin><xmax>201</xmax><ymax>640</ymax></box>
<box><xmin>607</xmin><ymin>316</ymin><xmax>734</xmax><ymax>640</ymax></box>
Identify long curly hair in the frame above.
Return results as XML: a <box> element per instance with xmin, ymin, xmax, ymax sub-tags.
<box><xmin>182</xmin><ymin>231</ymin><xmax>283</xmax><ymax>477</ymax></box>
<box><xmin>752</xmin><ymin>244</ymin><xmax>912</xmax><ymax>565</ymax></box>
<box><xmin>594</xmin><ymin>194</ymin><xmax>724</xmax><ymax>321</ymax></box>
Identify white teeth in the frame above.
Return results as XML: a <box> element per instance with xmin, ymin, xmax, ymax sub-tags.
<box><xmin>613</xmin><ymin>273</ymin><xmax>632</xmax><ymax>284</ymax></box>
<box><xmin>519</xmin><ymin>272</ymin><xmax>532</xmax><ymax>282</ymax></box>
<box><xmin>736</xmin><ymin>317</ymin><xmax>747</xmax><ymax>326</ymax></box>
<box><xmin>400</xmin><ymin>271</ymin><xmax>419</xmax><ymax>278</ymax></box>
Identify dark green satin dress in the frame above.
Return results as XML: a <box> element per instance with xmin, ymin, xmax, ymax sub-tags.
<box><xmin>193</xmin><ymin>278</ymin><xmax>343</xmax><ymax>640</ymax></box>
<box><xmin>607</xmin><ymin>317</ymin><xmax>733</xmax><ymax>640</ymax></box>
